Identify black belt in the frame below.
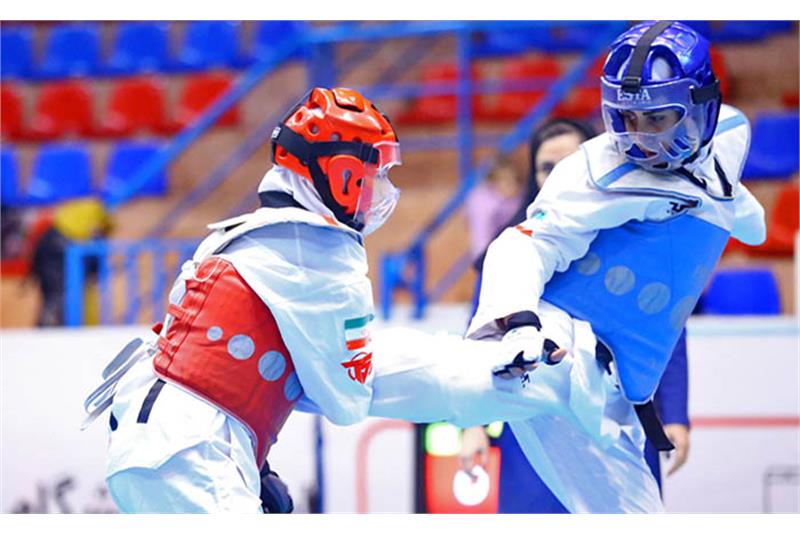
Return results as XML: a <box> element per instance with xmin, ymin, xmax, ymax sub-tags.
<box><xmin>595</xmin><ymin>341</ymin><xmax>675</xmax><ymax>452</ymax></box>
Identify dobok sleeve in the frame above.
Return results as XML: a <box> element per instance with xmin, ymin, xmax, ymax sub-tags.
<box><xmin>466</xmin><ymin>153</ymin><xmax>652</xmax><ymax>340</ymax></box>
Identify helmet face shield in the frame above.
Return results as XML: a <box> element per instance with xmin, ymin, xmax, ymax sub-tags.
<box><xmin>271</xmin><ymin>87</ymin><xmax>401</xmax><ymax>233</ymax></box>
<box><xmin>601</xmin><ymin>77</ymin><xmax>707</xmax><ymax>170</ymax></box>
<box><xmin>601</xmin><ymin>36</ymin><xmax>718</xmax><ymax>171</ymax></box>
<box><xmin>352</xmin><ymin>142</ymin><xmax>402</xmax><ymax>236</ymax></box>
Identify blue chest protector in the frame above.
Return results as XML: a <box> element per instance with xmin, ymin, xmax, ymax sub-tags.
<box><xmin>541</xmin><ymin>108</ymin><xmax>748</xmax><ymax>403</ymax></box>
<box><xmin>542</xmin><ymin>214</ymin><xmax>729</xmax><ymax>402</ymax></box>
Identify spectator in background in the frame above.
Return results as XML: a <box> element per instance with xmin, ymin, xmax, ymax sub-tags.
<box><xmin>30</xmin><ymin>197</ymin><xmax>112</xmax><ymax>327</ymax></box>
<box><xmin>464</xmin><ymin>157</ymin><xmax>524</xmax><ymax>259</ymax></box>
<box><xmin>461</xmin><ymin>117</ymin><xmax>691</xmax><ymax>513</ymax></box>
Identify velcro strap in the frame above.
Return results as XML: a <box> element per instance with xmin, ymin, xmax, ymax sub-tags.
<box><xmin>167</xmin><ymin>304</ymin><xmax>188</xmax><ymax>322</ymax></box>
<box><xmin>505</xmin><ymin>310</ymin><xmax>543</xmax><ymax>332</ymax></box>
<box><xmin>622</xmin><ymin>20</ymin><xmax>675</xmax><ymax>93</ymax></box>
<box><xmin>691</xmin><ymin>79</ymin><xmax>721</xmax><ymax>104</ymax></box>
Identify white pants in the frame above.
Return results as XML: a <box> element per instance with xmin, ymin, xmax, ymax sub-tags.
<box><xmin>107</xmin><ymin>438</ymin><xmax>263</xmax><ymax>513</ymax></box>
<box><xmin>368</xmin><ymin>301</ymin><xmax>664</xmax><ymax>513</ymax></box>
<box><xmin>105</xmin><ymin>354</ymin><xmax>264</xmax><ymax>513</ymax></box>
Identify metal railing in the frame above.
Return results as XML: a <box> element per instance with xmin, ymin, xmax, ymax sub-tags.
<box><xmin>64</xmin><ymin>239</ymin><xmax>198</xmax><ymax>327</ymax></box>
<box><xmin>63</xmin><ymin>21</ymin><xmax>629</xmax><ymax>326</ymax></box>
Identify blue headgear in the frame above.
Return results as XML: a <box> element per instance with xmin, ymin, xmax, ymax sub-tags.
<box><xmin>601</xmin><ymin>21</ymin><xmax>721</xmax><ymax>171</ymax></box>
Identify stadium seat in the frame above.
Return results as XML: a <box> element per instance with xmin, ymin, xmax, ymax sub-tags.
<box><xmin>175</xmin><ymin>21</ymin><xmax>244</xmax><ymax>71</ymax></box>
<box><xmin>706</xmin><ymin>21</ymin><xmax>794</xmax><ymax>43</ymax></box>
<box><xmin>27</xmin><ymin>143</ymin><xmax>94</xmax><ymax>203</ymax></box>
<box><xmin>551</xmin><ymin>58</ymin><xmax>604</xmax><ymax>118</ymax></box>
<box><xmin>108</xmin><ymin>22</ymin><xmax>171</xmax><ymax>75</ymax></box>
<box><xmin>1</xmin><ymin>147</ymin><xmax>21</xmax><ymax>206</ymax></box>
<box><xmin>742</xmin><ymin>113</ymin><xmax>800</xmax><ymax>179</ymax></box>
<box><xmin>701</xmin><ymin>268</ymin><xmax>781</xmax><ymax>315</ymax></box>
<box><xmin>483</xmin><ymin>57</ymin><xmax>561</xmax><ymax>121</ymax></box>
<box><xmin>748</xmin><ymin>182</ymin><xmax>799</xmax><ymax>257</ymax></box>
<box><xmin>39</xmin><ymin>23</ymin><xmax>102</xmax><ymax>79</ymax></box>
<box><xmin>100</xmin><ymin>77</ymin><xmax>173</xmax><ymax>137</ymax></box>
<box><xmin>709</xmin><ymin>47</ymin><xmax>731</xmax><ymax>99</ymax></box>
<box><xmin>552</xmin><ymin>87</ymin><xmax>601</xmax><ymax>118</ymax></box>
<box><xmin>473</xmin><ymin>22</ymin><xmax>616</xmax><ymax>56</ymax></box>
<box><xmin>104</xmin><ymin>141</ymin><xmax>167</xmax><ymax>199</ymax></box>
<box><xmin>29</xmin><ymin>81</ymin><xmax>96</xmax><ymax>139</ymax></box>
<box><xmin>473</xmin><ymin>29</ymin><xmax>540</xmax><ymax>57</ymax></box>
<box><xmin>782</xmin><ymin>91</ymin><xmax>799</xmax><ymax>109</ymax></box>
<box><xmin>251</xmin><ymin>20</ymin><xmax>306</xmax><ymax>63</ymax></box>
<box><xmin>537</xmin><ymin>22</ymin><xmax>613</xmax><ymax>52</ymax></box>
<box><xmin>0</xmin><ymin>25</ymin><xmax>35</xmax><ymax>80</ymax></box>
<box><xmin>174</xmin><ymin>73</ymin><xmax>239</xmax><ymax>128</ymax></box>
<box><xmin>396</xmin><ymin>63</ymin><xmax>481</xmax><ymax>125</ymax></box>
<box><xmin>1</xmin><ymin>85</ymin><xmax>25</xmax><ymax>140</ymax></box>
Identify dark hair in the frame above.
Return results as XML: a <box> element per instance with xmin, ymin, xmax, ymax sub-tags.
<box><xmin>511</xmin><ymin>117</ymin><xmax>598</xmax><ymax>227</ymax></box>
<box><xmin>472</xmin><ymin>117</ymin><xmax>598</xmax><ymax>273</ymax></box>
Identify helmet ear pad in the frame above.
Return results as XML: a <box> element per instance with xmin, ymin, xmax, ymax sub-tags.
<box><xmin>324</xmin><ymin>155</ymin><xmax>368</xmax><ymax>216</ymax></box>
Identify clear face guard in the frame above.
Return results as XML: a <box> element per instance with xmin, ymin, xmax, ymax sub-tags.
<box><xmin>354</xmin><ymin>141</ymin><xmax>402</xmax><ymax>235</ymax></box>
<box><xmin>601</xmin><ymin>77</ymin><xmax>706</xmax><ymax>170</ymax></box>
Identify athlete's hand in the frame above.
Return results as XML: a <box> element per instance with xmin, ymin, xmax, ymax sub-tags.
<box><xmin>492</xmin><ymin>326</ymin><xmax>567</xmax><ymax>379</ymax></box>
<box><xmin>459</xmin><ymin>426</ymin><xmax>490</xmax><ymax>478</ymax></box>
<box><xmin>664</xmin><ymin>424</ymin><xmax>690</xmax><ymax>476</ymax></box>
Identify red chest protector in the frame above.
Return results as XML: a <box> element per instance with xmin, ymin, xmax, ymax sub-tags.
<box><xmin>153</xmin><ymin>256</ymin><xmax>300</xmax><ymax>466</ymax></box>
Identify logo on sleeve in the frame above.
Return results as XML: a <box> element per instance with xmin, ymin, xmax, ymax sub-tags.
<box><xmin>342</xmin><ymin>314</ymin><xmax>374</xmax><ymax>385</ymax></box>
<box><xmin>341</xmin><ymin>351</ymin><xmax>373</xmax><ymax>384</ymax></box>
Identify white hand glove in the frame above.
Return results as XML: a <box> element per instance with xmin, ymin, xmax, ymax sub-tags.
<box><xmin>492</xmin><ymin>326</ymin><xmax>544</xmax><ymax>379</ymax></box>
<box><xmin>492</xmin><ymin>326</ymin><xmax>568</xmax><ymax>380</ymax></box>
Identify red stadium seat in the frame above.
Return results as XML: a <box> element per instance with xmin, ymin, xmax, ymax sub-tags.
<box><xmin>100</xmin><ymin>77</ymin><xmax>174</xmax><ymax>137</ymax></box>
<box><xmin>747</xmin><ymin>181</ymin><xmax>799</xmax><ymax>256</ymax></box>
<box><xmin>782</xmin><ymin>90</ymin><xmax>799</xmax><ymax>109</ymax></box>
<box><xmin>29</xmin><ymin>81</ymin><xmax>95</xmax><ymax>139</ymax></box>
<box><xmin>552</xmin><ymin>87</ymin><xmax>601</xmax><ymax>118</ymax></box>
<box><xmin>1</xmin><ymin>84</ymin><xmax>25</xmax><ymax>140</ymax></box>
<box><xmin>552</xmin><ymin>57</ymin><xmax>604</xmax><ymax>119</ymax></box>
<box><xmin>709</xmin><ymin>47</ymin><xmax>731</xmax><ymax>99</ymax></box>
<box><xmin>174</xmin><ymin>73</ymin><xmax>239</xmax><ymax>128</ymax></box>
<box><xmin>482</xmin><ymin>57</ymin><xmax>561</xmax><ymax>121</ymax></box>
<box><xmin>396</xmin><ymin>63</ymin><xmax>481</xmax><ymax>125</ymax></box>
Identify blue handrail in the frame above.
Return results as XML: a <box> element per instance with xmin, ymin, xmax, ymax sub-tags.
<box><xmin>104</xmin><ymin>36</ymin><xmax>304</xmax><ymax>210</ymax></box>
<box><xmin>66</xmin><ymin>21</ymin><xmax>629</xmax><ymax>327</ymax></box>
<box><xmin>65</xmin><ymin>239</ymin><xmax>198</xmax><ymax>327</ymax></box>
<box><xmin>380</xmin><ymin>21</ymin><xmax>628</xmax><ymax>319</ymax></box>
<box><xmin>148</xmin><ymin>33</ymin><xmax>397</xmax><ymax>236</ymax></box>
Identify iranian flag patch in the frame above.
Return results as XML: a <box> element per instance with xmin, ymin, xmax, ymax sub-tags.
<box><xmin>341</xmin><ymin>314</ymin><xmax>374</xmax><ymax>384</ymax></box>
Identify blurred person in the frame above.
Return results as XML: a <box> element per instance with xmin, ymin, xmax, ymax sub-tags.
<box><xmin>464</xmin><ymin>157</ymin><xmax>524</xmax><ymax>259</ymax></box>
<box><xmin>460</xmin><ymin>118</ymin><xmax>691</xmax><ymax>514</ymax></box>
<box><xmin>29</xmin><ymin>197</ymin><xmax>111</xmax><ymax>326</ymax></box>
<box><xmin>366</xmin><ymin>21</ymin><xmax>765</xmax><ymax>513</ymax></box>
<box><xmin>83</xmin><ymin>87</ymin><xmax>402</xmax><ymax>513</ymax></box>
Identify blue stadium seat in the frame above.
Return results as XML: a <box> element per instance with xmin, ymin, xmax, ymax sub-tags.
<box><xmin>1</xmin><ymin>147</ymin><xmax>21</xmax><ymax>206</ymax></box>
<box><xmin>39</xmin><ymin>23</ymin><xmax>102</xmax><ymax>79</ymax></box>
<box><xmin>0</xmin><ymin>25</ymin><xmax>35</xmax><ymax>80</ymax></box>
<box><xmin>27</xmin><ymin>144</ymin><xmax>93</xmax><ymax>203</ymax></box>
<box><xmin>702</xmin><ymin>268</ymin><xmax>781</xmax><ymax>315</ymax></box>
<box><xmin>252</xmin><ymin>21</ymin><xmax>307</xmax><ymax>62</ymax></box>
<box><xmin>473</xmin><ymin>22</ymin><xmax>616</xmax><ymax>57</ymax></box>
<box><xmin>108</xmin><ymin>22</ymin><xmax>170</xmax><ymax>75</ymax></box>
<box><xmin>104</xmin><ymin>141</ymin><xmax>167</xmax><ymax>199</ymax></box>
<box><xmin>743</xmin><ymin>113</ymin><xmax>800</xmax><ymax>179</ymax></box>
<box><xmin>175</xmin><ymin>21</ymin><xmax>244</xmax><ymax>71</ymax></box>
<box><xmin>473</xmin><ymin>29</ymin><xmax>539</xmax><ymax>57</ymax></box>
<box><xmin>707</xmin><ymin>21</ymin><xmax>794</xmax><ymax>42</ymax></box>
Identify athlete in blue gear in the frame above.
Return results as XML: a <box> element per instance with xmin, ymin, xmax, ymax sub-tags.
<box><xmin>367</xmin><ymin>21</ymin><xmax>765</xmax><ymax>513</ymax></box>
